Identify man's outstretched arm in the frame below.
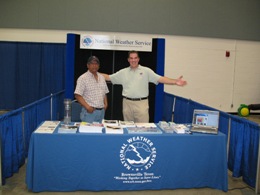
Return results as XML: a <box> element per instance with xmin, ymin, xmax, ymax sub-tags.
<box><xmin>100</xmin><ymin>73</ymin><xmax>111</xmax><ymax>81</ymax></box>
<box><xmin>158</xmin><ymin>75</ymin><xmax>187</xmax><ymax>86</ymax></box>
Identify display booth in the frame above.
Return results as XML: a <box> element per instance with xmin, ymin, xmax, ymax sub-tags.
<box><xmin>65</xmin><ymin>34</ymin><xmax>165</xmax><ymax>122</ymax></box>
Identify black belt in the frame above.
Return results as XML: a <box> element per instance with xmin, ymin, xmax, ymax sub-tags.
<box><xmin>123</xmin><ymin>96</ymin><xmax>148</xmax><ymax>101</ymax></box>
<box><xmin>93</xmin><ymin>107</ymin><xmax>104</xmax><ymax>110</ymax></box>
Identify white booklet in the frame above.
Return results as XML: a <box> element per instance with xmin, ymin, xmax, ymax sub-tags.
<box><xmin>34</xmin><ymin>121</ymin><xmax>60</xmax><ymax>134</ymax></box>
<box><xmin>105</xmin><ymin>125</ymin><xmax>124</xmax><ymax>134</ymax></box>
<box><xmin>135</xmin><ymin>123</ymin><xmax>157</xmax><ymax>128</ymax></box>
<box><xmin>79</xmin><ymin>122</ymin><xmax>104</xmax><ymax>133</ymax></box>
<box><xmin>58</xmin><ymin>123</ymin><xmax>78</xmax><ymax>133</ymax></box>
<box><xmin>127</xmin><ymin>123</ymin><xmax>161</xmax><ymax>134</ymax></box>
<box><xmin>119</xmin><ymin>120</ymin><xmax>136</xmax><ymax>128</ymax></box>
<box><xmin>102</xmin><ymin>119</ymin><xmax>119</xmax><ymax>127</ymax></box>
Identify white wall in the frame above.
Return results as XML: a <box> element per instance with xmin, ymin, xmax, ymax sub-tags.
<box><xmin>164</xmin><ymin>36</ymin><xmax>260</xmax><ymax>112</ymax></box>
<box><xmin>1</xmin><ymin>28</ymin><xmax>260</xmax><ymax>112</ymax></box>
<box><xmin>233</xmin><ymin>41</ymin><xmax>260</xmax><ymax>111</ymax></box>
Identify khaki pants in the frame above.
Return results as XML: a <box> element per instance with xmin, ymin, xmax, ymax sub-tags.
<box><xmin>122</xmin><ymin>98</ymin><xmax>149</xmax><ymax>123</ymax></box>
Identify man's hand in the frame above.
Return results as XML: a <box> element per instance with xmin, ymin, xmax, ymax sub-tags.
<box><xmin>175</xmin><ymin>76</ymin><xmax>187</xmax><ymax>86</ymax></box>
<box><xmin>86</xmin><ymin>105</ymin><xmax>95</xmax><ymax>113</ymax></box>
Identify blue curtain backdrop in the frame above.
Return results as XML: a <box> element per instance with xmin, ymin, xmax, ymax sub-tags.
<box><xmin>0</xmin><ymin>109</ymin><xmax>25</xmax><ymax>184</ymax></box>
<box><xmin>0</xmin><ymin>41</ymin><xmax>66</xmax><ymax>109</ymax></box>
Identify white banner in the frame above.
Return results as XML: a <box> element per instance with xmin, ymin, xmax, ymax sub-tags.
<box><xmin>80</xmin><ymin>34</ymin><xmax>152</xmax><ymax>51</ymax></box>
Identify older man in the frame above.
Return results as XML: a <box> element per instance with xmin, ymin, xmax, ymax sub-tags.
<box><xmin>75</xmin><ymin>56</ymin><xmax>109</xmax><ymax>123</ymax></box>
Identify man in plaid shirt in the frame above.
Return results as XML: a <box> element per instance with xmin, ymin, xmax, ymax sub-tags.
<box><xmin>74</xmin><ymin>56</ymin><xmax>109</xmax><ymax>123</ymax></box>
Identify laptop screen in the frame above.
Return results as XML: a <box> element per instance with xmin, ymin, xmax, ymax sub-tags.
<box><xmin>192</xmin><ymin>110</ymin><xmax>219</xmax><ymax>128</ymax></box>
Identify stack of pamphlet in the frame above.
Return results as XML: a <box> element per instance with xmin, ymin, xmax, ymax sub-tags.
<box><xmin>58</xmin><ymin>122</ymin><xmax>79</xmax><ymax>133</ymax></box>
<box><xmin>158</xmin><ymin>121</ymin><xmax>175</xmax><ymax>133</ymax></box>
<box><xmin>127</xmin><ymin>123</ymin><xmax>162</xmax><ymax>134</ymax></box>
<box><xmin>35</xmin><ymin>121</ymin><xmax>60</xmax><ymax>134</ymax></box>
<box><xmin>157</xmin><ymin>121</ymin><xmax>190</xmax><ymax>134</ymax></box>
<box><xmin>102</xmin><ymin>119</ymin><xmax>124</xmax><ymax>134</ymax></box>
<box><xmin>170</xmin><ymin>123</ymin><xmax>190</xmax><ymax>134</ymax></box>
<box><xmin>135</xmin><ymin>123</ymin><xmax>157</xmax><ymax>128</ymax></box>
<box><xmin>105</xmin><ymin>125</ymin><xmax>124</xmax><ymax>134</ymax></box>
<box><xmin>102</xmin><ymin>119</ymin><xmax>118</xmax><ymax>127</ymax></box>
<box><xmin>119</xmin><ymin>120</ymin><xmax>136</xmax><ymax>128</ymax></box>
<box><xmin>78</xmin><ymin>122</ymin><xmax>104</xmax><ymax>133</ymax></box>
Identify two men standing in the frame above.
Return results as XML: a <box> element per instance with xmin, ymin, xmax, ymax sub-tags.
<box><xmin>75</xmin><ymin>51</ymin><xmax>187</xmax><ymax>123</ymax></box>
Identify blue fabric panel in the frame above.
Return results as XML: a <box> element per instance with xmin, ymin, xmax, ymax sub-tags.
<box><xmin>65</xmin><ymin>34</ymin><xmax>76</xmax><ymax>99</ymax></box>
<box><xmin>174</xmin><ymin>96</ymin><xmax>220</xmax><ymax>124</ymax></box>
<box><xmin>0</xmin><ymin>92</ymin><xmax>65</xmax><ymax>183</ymax></box>
<box><xmin>154</xmin><ymin>38</ymin><xmax>165</xmax><ymax>123</ymax></box>
<box><xmin>218</xmin><ymin>112</ymin><xmax>230</xmax><ymax>135</ymax></box>
<box><xmin>173</xmin><ymin>96</ymin><xmax>192</xmax><ymax>123</ymax></box>
<box><xmin>0</xmin><ymin>41</ymin><xmax>66</xmax><ymax>109</ymax></box>
<box><xmin>0</xmin><ymin>109</ymin><xmax>25</xmax><ymax>184</ymax></box>
<box><xmin>241</xmin><ymin>121</ymin><xmax>259</xmax><ymax>187</ymax></box>
<box><xmin>228</xmin><ymin>115</ymin><xmax>260</xmax><ymax>187</ymax></box>
<box><xmin>162</xmin><ymin>93</ymin><xmax>175</xmax><ymax>122</ymax></box>
<box><xmin>171</xmin><ymin>93</ymin><xmax>260</xmax><ymax>188</ymax></box>
<box><xmin>0</xmin><ymin>42</ymin><xmax>17</xmax><ymax>109</ymax></box>
<box><xmin>23</xmin><ymin>104</ymin><xmax>38</xmax><ymax>157</ymax></box>
<box><xmin>228</xmin><ymin>117</ymin><xmax>244</xmax><ymax>176</ymax></box>
<box><xmin>51</xmin><ymin>91</ymin><xmax>65</xmax><ymax>121</ymax></box>
<box><xmin>36</xmin><ymin>96</ymin><xmax>52</xmax><ymax>124</ymax></box>
<box><xmin>40</xmin><ymin>44</ymin><xmax>66</xmax><ymax>97</ymax></box>
<box><xmin>15</xmin><ymin>43</ymin><xmax>42</xmax><ymax>107</ymax></box>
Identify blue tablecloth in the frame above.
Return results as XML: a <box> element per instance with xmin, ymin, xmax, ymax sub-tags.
<box><xmin>26</xmin><ymin>127</ymin><xmax>228</xmax><ymax>192</ymax></box>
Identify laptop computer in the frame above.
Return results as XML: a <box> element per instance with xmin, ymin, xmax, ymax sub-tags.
<box><xmin>190</xmin><ymin>109</ymin><xmax>219</xmax><ymax>134</ymax></box>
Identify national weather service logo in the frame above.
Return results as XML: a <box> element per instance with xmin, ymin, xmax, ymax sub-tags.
<box><xmin>120</xmin><ymin>136</ymin><xmax>157</xmax><ymax>171</ymax></box>
<box><xmin>81</xmin><ymin>35</ymin><xmax>94</xmax><ymax>47</ymax></box>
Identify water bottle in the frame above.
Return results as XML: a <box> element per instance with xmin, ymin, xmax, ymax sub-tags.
<box><xmin>64</xmin><ymin>98</ymin><xmax>71</xmax><ymax>124</ymax></box>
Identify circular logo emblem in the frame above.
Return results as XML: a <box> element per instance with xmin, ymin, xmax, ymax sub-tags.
<box><xmin>120</xmin><ymin>136</ymin><xmax>157</xmax><ymax>171</ymax></box>
<box><xmin>81</xmin><ymin>35</ymin><xmax>94</xmax><ymax>47</ymax></box>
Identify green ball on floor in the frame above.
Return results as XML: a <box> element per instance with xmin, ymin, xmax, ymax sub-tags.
<box><xmin>238</xmin><ymin>104</ymin><xmax>250</xmax><ymax>117</ymax></box>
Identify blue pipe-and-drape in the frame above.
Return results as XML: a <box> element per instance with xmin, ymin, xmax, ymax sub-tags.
<box><xmin>0</xmin><ymin>109</ymin><xmax>25</xmax><ymax>184</ymax></box>
<box><xmin>0</xmin><ymin>41</ymin><xmax>66</xmax><ymax>109</ymax></box>
<box><xmin>51</xmin><ymin>91</ymin><xmax>65</xmax><ymax>121</ymax></box>
<box><xmin>173</xmin><ymin>96</ymin><xmax>213</xmax><ymax>124</ymax></box>
<box><xmin>162</xmin><ymin>93</ymin><xmax>175</xmax><ymax>122</ymax></box>
<box><xmin>22</xmin><ymin>95</ymin><xmax>52</xmax><ymax>157</ymax></box>
<box><xmin>23</xmin><ymin>104</ymin><xmax>38</xmax><ymax>158</ymax></box>
<box><xmin>162</xmin><ymin>92</ymin><xmax>260</xmax><ymax>188</ymax></box>
<box><xmin>218</xmin><ymin>112</ymin><xmax>230</xmax><ymax>136</ymax></box>
<box><xmin>0</xmin><ymin>41</ymin><xmax>65</xmax><ymax>183</ymax></box>
<box><xmin>0</xmin><ymin>92</ymin><xmax>64</xmax><ymax>184</ymax></box>
<box><xmin>228</xmin><ymin>116</ymin><xmax>259</xmax><ymax>187</ymax></box>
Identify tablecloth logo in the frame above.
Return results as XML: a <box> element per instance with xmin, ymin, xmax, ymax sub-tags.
<box><xmin>119</xmin><ymin>136</ymin><xmax>157</xmax><ymax>171</ymax></box>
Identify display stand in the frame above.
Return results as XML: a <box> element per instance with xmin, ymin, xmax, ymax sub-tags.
<box><xmin>65</xmin><ymin>33</ymin><xmax>165</xmax><ymax>122</ymax></box>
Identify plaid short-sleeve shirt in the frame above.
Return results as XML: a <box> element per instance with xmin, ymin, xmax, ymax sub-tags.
<box><xmin>74</xmin><ymin>71</ymin><xmax>109</xmax><ymax>108</ymax></box>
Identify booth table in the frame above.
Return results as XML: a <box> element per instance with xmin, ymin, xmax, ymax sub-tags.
<box><xmin>26</xmin><ymin>125</ymin><xmax>228</xmax><ymax>192</ymax></box>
